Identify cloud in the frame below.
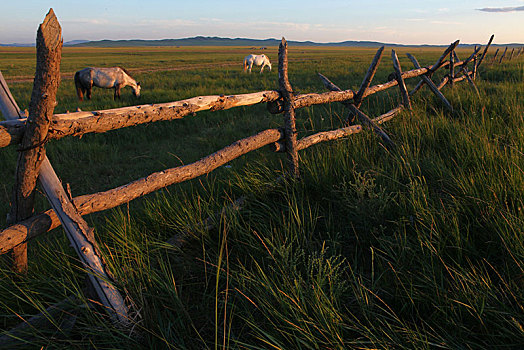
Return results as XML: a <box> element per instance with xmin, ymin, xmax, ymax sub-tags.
<box><xmin>477</xmin><ymin>6</ymin><xmax>524</xmax><ymax>12</ymax></box>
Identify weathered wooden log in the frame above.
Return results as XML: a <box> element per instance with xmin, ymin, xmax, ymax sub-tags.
<box><xmin>0</xmin><ymin>119</ymin><xmax>26</xmax><ymax>148</ymax></box>
<box><xmin>271</xmin><ymin>125</ymin><xmax>362</xmax><ymax>152</ymax></box>
<box><xmin>436</xmin><ymin>75</ymin><xmax>449</xmax><ymax>90</ymax></box>
<box><xmin>0</xmin><ymin>128</ymin><xmax>285</xmax><ymax>253</ymax></box>
<box><xmin>476</xmin><ymin>34</ymin><xmax>494</xmax><ymax>71</ymax></box>
<box><xmin>411</xmin><ymin>40</ymin><xmax>460</xmax><ymax>95</ymax></box>
<box><xmin>391</xmin><ymin>50</ymin><xmax>411</xmax><ymax>110</ymax></box>
<box><xmin>354</xmin><ymin>46</ymin><xmax>384</xmax><ymax>107</ymax></box>
<box><xmin>373</xmin><ymin>106</ymin><xmax>403</xmax><ymax>124</ymax></box>
<box><xmin>278</xmin><ymin>38</ymin><xmax>300</xmax><ymax>179</ymax></box>
<box><xmin>6</xmin><ymin>9</ymin><xmax>63</xmax><ymax>273</ymax></box>
<box><xmin>317</xmin><ymin>73</ymin><xmax>394</xmax><ymax>146</ymax></box>
<box><xmin>499</xmin><ymin>47</ymin><xmax>508</xmax><ymax>63</ymax></box>
<box><xmin>0</xmin><ymin>90</ymin><xmax>281</xmax><ymax>148</ymax></box>
<box><xmin>406</xmin><ymin>53</ymin><xmax>453</xmax><ymax>112</ymax></box>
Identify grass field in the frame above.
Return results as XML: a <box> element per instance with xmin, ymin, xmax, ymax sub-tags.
<box><xmin>0</xmin><ymin>45</ymin><xmax>523</xmax><ymax>349</ymax></box>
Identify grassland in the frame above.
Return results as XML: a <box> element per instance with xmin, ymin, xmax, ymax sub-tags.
<box><xmin>0</xmin><ymin>45</ymin><xmax>523</xmax><ymax>349</ymax></box>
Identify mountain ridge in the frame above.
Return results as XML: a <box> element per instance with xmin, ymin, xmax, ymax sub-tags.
<box><xmin>1</xmin><ymin>36</ymin><xmax>522</xmax><ymax>48</ymax></box>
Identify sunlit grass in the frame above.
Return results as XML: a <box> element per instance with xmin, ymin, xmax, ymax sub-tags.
<box><xmin>0</xmin><ymin>46</ymin><xmax>522</xmax><ymax>348</ymax></box>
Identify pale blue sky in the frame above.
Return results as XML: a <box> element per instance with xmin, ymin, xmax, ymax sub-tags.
<box><xmin>1</xmin><ymin>1</ymin><xmax>523</xmax><ymax>45</ymax></box>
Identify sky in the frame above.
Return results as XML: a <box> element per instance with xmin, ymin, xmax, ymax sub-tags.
<box><xmin>0</xmin><ymin>1</ymin><xmax>523</xmax><ymax>45</ymax></box>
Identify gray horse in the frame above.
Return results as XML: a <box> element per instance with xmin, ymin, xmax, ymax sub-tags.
<box><xmin>74</xmin><ymin>67</ymin><xmax>141</xmax><ymax>101</ymax></box>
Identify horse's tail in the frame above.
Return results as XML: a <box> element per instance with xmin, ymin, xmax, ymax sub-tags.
<box><xmin>243</xmin><ymin>58</ymin><xmax>247</xmax><ymax>72</ymax></box>
<box><xmin>74</xmin><ymin>71</ymin><xmax>84</xmax><ymax>101</ymax></box>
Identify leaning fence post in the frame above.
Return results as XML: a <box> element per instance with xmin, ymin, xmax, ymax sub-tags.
<box><xmin>5</xmin><ymin>8</ymin><xmax>63</xmax><ymax>273</ymax></box>
<box><xmin>391</xmin><ymin>50</ymin><xmax>411</xmax><ymax>110</ymax></box>
<box><xmin>2</xmin><ymin>9</ymin><xmax>130</xmax><ymax>325</ymax></box>
<box><xmin>475</xmin><ymin>34</ymin><xmax>494</xmax><ymax>74</ymax></box>
<box><xmin>491</xmin><ymin>48</ymin><xmax>500</xmax><ymax>64</ymax></box>
<box><xmin>407</xmin><ymin>53</ymin><xmax>453</xmax><ymax>112</ymax></box>
<box><xmin>508</xmin><ymin>48</ymin><xmax>515</xmax><ymax>61</ymax></box>
<box><xmin>499</xmin><ymin>47</ymin><xmax>508</xmax><ymax>63</ymax></box>
<box><xmin>278</xmin><ymin>37</ymin><xmax>299</xmax><ymax>179</ymax></box>
<box><xmin>449</xmin><ymin>50</ymin><xmax>455</xmax><ymax>88</ymax></box>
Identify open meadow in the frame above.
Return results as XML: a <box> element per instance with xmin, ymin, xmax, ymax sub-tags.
<box><xmin>0</xmin><ymin>44</ymin><xmax>523</xmax><ymax>349</ymax></box>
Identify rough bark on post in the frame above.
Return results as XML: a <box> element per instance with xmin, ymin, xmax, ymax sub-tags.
<box><xmin>407</xmin><ymin>53</ymin><xmax>453</xmax><ymax>112</ymax></box>
<box><xmin>391</xmin><ymin>50</ymin><xmax>411</xmax><ymax>110</ymax></box>
<box><xmin>7</xmin><ymin>9</ymin><xmax>62</xmax><ymax>273</ymax></box>
<box><xmin>278</xmin><ymin>38</ymin><xmax>299</xmax><ymax>179</ymax></box>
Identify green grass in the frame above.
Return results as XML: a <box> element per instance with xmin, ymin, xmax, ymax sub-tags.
<box><xmin>0</xmin><ymin>46</ymin><xmax>523</xmax><ymax>349</ymax></box>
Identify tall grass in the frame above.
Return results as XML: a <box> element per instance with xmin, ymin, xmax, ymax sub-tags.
<box><xmin>0</xmin><ymin>46</ymin><xmax>522</xmax><ymax>348</ymax></box>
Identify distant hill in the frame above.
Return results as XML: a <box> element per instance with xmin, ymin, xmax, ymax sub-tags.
<box><xmin>69</xmin><ymin>36</ymin><xmax>524</xmax><ymax>48</ymax></box>
<box><xmin>72</xmin><ymin>36</ymin><xmax>404</xmax><ymax>48</ymax></box>
<box><xmin>2</xmin><ymin>36</ymin><xmax>522</xmax><ymax>48</ymax></box>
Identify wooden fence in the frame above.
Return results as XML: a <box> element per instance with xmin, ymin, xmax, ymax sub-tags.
<box><xmin>0</xmin><ymin>9</ymin><xmax>512</xmax><ymax>327</ymax></box>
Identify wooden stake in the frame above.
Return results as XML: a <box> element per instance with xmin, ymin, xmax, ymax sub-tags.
<box><xmin>1</xmin><ymin>9</ymin><xmax>130</xmax><ymax>325</ymax></box>
<box><xmin>449</xmin><ymin>50</ymin><xmax>455</xmax><ymax>88</ymax></box>
<box><xmin>476</xmin><ymin>34</ymin><xmax>494</xmax><ymax>71</ymax></box>
<box><xmin>5</xmin><ymin>9</ymin><xmax>63</xmax><ymax>273</ymax></box>
<box><xmin>472</xmin><ymin>46</ymin><xmax>478</xmax><ymax>79</ymax></box>
<box><xmin>354</xmin><ymin>46</ymin><xmax>384</xmax><ymax>107</ymax></box>
<box><xmin>391</xmin><ymin>50</ymin><xmax>411</xmax><ymax>110</ymax></box>
<box><xmin>278</xmin><ymin>38</ymin><xmax>300</xmax><ymax>179</ymax></box>
<box><xmin>499</xmin><ymin>47</ymin><xmax>508</xmax><ymax>63</ymax></box>
<box><xmin>407</xmin><ymin>53</ymin><xmax>453</xmax><ymax>112</ymax></box>
<box><xmin>491</xmin><ymin>48</ymin><xmax>500</xmax><ymax>64</ymax></box>
<box><xmin>509</xmin><ymin>48</ymin><xmax>515</xmax><ymax>61</ymax></box>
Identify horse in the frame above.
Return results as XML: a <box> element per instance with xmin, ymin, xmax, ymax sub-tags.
<box><xmin>243</xmin><ymin>54</ymin><xmax>272</xmax><ymax>73</ymax></box>
<box><xmin>74</xmin><ymin>67</ymin><xmax>141</xmax><ymax>101</ymax></box>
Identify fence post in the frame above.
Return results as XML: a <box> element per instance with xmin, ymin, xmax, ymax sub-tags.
<box><xmin>449</xmin><ymin>50</ymin><xmax>455</xmax><ymax>88</ymax></box>
<box><xmin>499</xmin><ymin>47</ymin><xmax>508</xmax><ymax>63</ymax></box>
<box><xmin>2</xmin><ymin>9</ymin><xmax>130</xmax><ymax>324</ymax></box>
<box><xmin>278</xmin><ymin>38</ymin><xmax>300</xmax><ymax>179</ymax></box>
<box><xmin>5</xmin><ymin>9</ymin><xmax>62</xmax><ymax>273</ymax></box>
<box><xmin>391</xmin><ymin>50</ymin><xmax>411</xmax><ymax>110</ymax></box>
<box><xmin>476</xmin><ymin>34</ymin><xmax>494</xmax><ymax>74</ymax></box>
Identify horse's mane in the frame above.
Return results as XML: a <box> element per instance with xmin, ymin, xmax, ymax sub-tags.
<box><xmin>117</xmin><ymin>66</ymin><xmax>134</xmax><ymax>79</ymax></box>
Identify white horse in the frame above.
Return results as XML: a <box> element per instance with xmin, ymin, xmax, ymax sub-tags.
<box><xmin>243</xmin><ymin>54</ymin><xmax>272</xmax><ymax>73</ymax></box>
<box><xmin>74</xmin><ymin>67</ymin><xmax>141</xmax><ymax>101</ymax></box>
